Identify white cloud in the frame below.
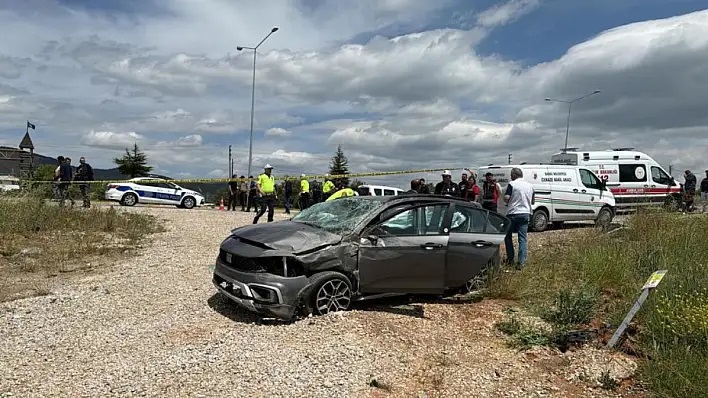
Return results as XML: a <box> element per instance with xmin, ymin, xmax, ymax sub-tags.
<box><xmin>80</xmin><ymin>131</ymin><xmax>144</xmax><ymax>149</ymax></box>
<box><xmin>265</xmin><ymin>127</ymin><xmax>291</xmax><ymax>137</ymax></box>
<box><xmin>476</xmin><ymin>0</ymin><xmax>540</xmax><ymax>28</ymax></box>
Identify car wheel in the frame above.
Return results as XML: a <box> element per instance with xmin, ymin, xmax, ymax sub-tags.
<box><xmin>595</xmin><ymin>206</ymin><xmax>613</xmax><ymax>229</ymax></box>
<box><xmin>663</xmin><ymin>195</ymin><xmax>680</xmax><ymax>212</ymax></box>
<box><xmin>308</xmin><ymin>271</ymin><xmax>353</xmax><ymax>316</ymax></box>
<box><xmin>120</xmin><ymin>192</ymin><xmax>137</xmax><ymax>207</ymax></box>
<box><xmin>182</xmin><ymin>196</ymin><xmax>196</xmax><ymax>209</ymax></box>
<box><xmin>531</xmin><ymin>208</ymin><xmax>549</xmax><ymax>232</ymax></box>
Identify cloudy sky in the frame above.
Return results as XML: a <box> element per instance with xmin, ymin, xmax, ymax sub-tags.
<box><xmin>1</xmin><ymin>0</ymin><xmax>707</xmax><ymax>186</ymax></box>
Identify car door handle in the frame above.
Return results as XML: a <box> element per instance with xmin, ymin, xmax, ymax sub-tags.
<box><xmin>572</xmin><ymin>188</ymin><xmax>578</xmax><ymax>192</ymax></box>
<box><xmin>472</xmin><ymin>240</ymin><xmax>494</xmax><ymax>247</ymax></box>
<box><xmin>643</xmin><ymin>185</ymin><xmax>649</xmax><ymax>187</ymax></box>
<box><xmin>651</xmin><ymin>185</ymin><xmax>656</xmax><ymax>188</ymax></box>
<box><xmin>420</xmin><ymin>243</ymin><xmax>443</xmax><ymax>250</ymax></box>
<box><xmin>581</xmin><ymin>189</ymin><xmax>587</xmax><ymax>193</ymax></box>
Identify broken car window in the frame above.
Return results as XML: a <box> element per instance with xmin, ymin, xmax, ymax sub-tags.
<box><xmin>292</xmin><ymin>197</ymin><xmax>385</xmax><ymax>234</ymax></box>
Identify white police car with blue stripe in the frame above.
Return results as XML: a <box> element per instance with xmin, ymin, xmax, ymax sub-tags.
<box><xmin>105</xmin><ymin>177</ymin><xmax>205</xmax><ymax>209</ymax></box>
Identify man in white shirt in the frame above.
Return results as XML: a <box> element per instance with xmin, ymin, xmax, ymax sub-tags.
<box><xmin>503</xmin><ymin>168</ymin><xmax>535</xmax><ymax>269</ymax></box>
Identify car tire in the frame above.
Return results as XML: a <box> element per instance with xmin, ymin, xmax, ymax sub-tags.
<box><xmin>595</xmin><ymin>206</ymin><xmax>613</xmax><ymax>229</ymax></box>
<box><xmin>663</xmin><ymin>195</ymin><xmax>680</xmax><ymax>212</ymax></box>
<box><xmin>531</xmin><ymin>208</ymin><xmax>549</xmax><ymax>232</ymax></box>
<box><xmin>182</xmin><ymin>196</ymin><xmax>196</xmax><ymax>209</ymax></box>
<box><xmin>308</xmin><ymin>271</ymin><xmax>353</xmax><ymax>316</ymax></box>
<box><xmin>120</xmin><ymin>192</ymin><xmax>138</xmax><ymax>207</ymax></box>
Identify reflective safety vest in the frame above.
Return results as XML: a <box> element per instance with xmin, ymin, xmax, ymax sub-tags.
<box><xmin>258</xmin><ymin>173</ymin><xmax>275</xmax><ymax>194</ymax></box>
<box><xmin>326</xmin><ymin>188</ymin><xmax>356</xmax><ymax>201</ymax></box>
<box><xmin>300</xmin><ymin>179</ymin><xmax>310</xmax><ymax>193</ymax></box>
<box><xmin>323</xmin><ymin>180</ymin><xmax>335</xmax><ymax>194</ymax></box>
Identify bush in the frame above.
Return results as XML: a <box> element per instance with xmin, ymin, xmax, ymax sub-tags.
<box><xmin>487</xmin><ymin>210</ymin><xmax>708</xmax><ymax>397</ymax></box>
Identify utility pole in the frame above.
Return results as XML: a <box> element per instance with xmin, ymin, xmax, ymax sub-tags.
<box><xmin>545</xmin><ymin>90</ymin><xmax>602</xmax><ymax>150</ymax></box>
<box><xmin>228</xmin><ymin>145</ymin><xmax>232</xmax><ymax>177</ymax></box>
<box><xmin>508</xmin><ymin>154</ymin><xmax>512</xmax><ymax>164</ymax></box>
<box><xmin>669</xmin><ymin>165</ymin><xmax>673</xmax><ymax>175</ymax></box>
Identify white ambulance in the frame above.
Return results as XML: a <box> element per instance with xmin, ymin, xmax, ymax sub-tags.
<box><xmin>477</xmin><ymin>164</ymin><xmax>616</xmax><ymax>232</ymax></box>
<box><xmin>549</xmin><ymin>148</ymin><xmax>681</xmax><ymax>211</ymax></box>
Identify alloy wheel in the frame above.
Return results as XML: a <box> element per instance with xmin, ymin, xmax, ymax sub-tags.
<box><xmin>315</xmin><ymin>279</ymin><xmax>352</xmax><ymax>314</ymax></box>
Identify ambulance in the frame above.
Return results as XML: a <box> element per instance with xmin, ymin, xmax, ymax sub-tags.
<box><xmin>550</xmin><ymin>148</ymin><xmax>681</xmax><ymax>211</ymax></box>
<box><xmin>477</xmin><ymin>164</ymin><xmax>616</xmax><ymax>232</ymax></box>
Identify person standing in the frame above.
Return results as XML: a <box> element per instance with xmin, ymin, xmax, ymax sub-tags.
<box><xmin>299</xmin><ymin>174</ymin><xmax>311</xmax><ymax>210</ymax></box>
<box><xmin>247</xmin><ymin>176</ymin><xmax>258</xmax><ymax>213</ymax></box>
<box><xmin>239</xmin><ymin>176</ymin><xmax>248</xmax><ymax>211</ymax></box>
<box><xmin>57</xmin><ymin>157</ymin><xmax>73</xmax><ymax>207</ymax></box>
<box><xmin>228</xmin><ymin>174</ymin><xmax>239</xmax><ymax>211</ymax></box>
<box><xmin>74</xmin><ymin>156</ymin><xmax>94</xmax><ymax>208</ymax></box>
<box><xmin>503</xmin><ymin>168</ymin><xmax>535</xmax><ymax>269</ymax></box>
<box><xmin>458</xmin><ymin>172</ymin><xmax>469</xmax><ymax>199</ymax></box>
<box><xmin>434</xmin><ymin>170</ymin><xmax>460</xmax><ymax>196</ymax></box>
<box><xmin>283</xmin><ymin>175</ymin><xmax>293</xmax><ymax>214</ymax></box>
<box><xmin>465</xmin><ymin>173</ymin><xmax>481</xmax><ymax>202</ymax></box>
<box><xmin>481</xmin><ymin>172</ymin><xmax>502</xmax><ymax>212</ymax></box>
<box><xmin>683</xmin><ymin>170</ymin><xmax>697</xmax><ymax>212</ymax></box>
<box><xmin>700</xmin><ymin>170</ymin><xmax>708</xmax><ymax>204</ymax></box>
<box><xmin>311</xmin><ymin>178</ymin><xmax>323</xmax><ymax>203</ymax></box>
<box><xmin>418</xmin><ymin>178</ymin><xmax>430</xmax><ymax>193</ymax></box>
<box><xmin>404</xmin><ymin>179</ymin><xmax>421</xmax><ymax>194</ymax></box>
<box><xmin>253</xmin><ymin>164</ymin><xmax>277</xmax><ymax>224</ymax></box>
<box><xmin>52</xmin><ymin>156</ymin><xmax>64</xmax><ymax>199</ymax></box>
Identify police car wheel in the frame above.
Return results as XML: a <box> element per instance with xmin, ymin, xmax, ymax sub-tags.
<box><xmin>182</xmin><ymin>196</ymin><xmax>196</xmax><ymax>209</ymax></box>
<box><xmin>120</xmin><ymin>193</ymin><xmax>137</xmax><ymax>207</ymax></box>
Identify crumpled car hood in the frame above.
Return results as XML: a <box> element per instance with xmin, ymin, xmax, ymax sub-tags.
<box><xmin>230</xmin><ymin>221</ymin><xmax>342</xmax><ymax>254</ymax></box>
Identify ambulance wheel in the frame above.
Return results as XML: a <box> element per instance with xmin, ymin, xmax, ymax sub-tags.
<box><xmin>531</xmin><ymin>209</ymin><xmax>549</xmax><ymax>232</ymax></box>
<box><xmin>596</xmin><ymin>206</ymin><xmax>613</xmax><ymax>229</ymax></box>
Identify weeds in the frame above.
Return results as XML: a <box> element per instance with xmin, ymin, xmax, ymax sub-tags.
<box><xmin>0</xmin><ymin>197</ymin><xmax>162</xmax><ymax>301</ymax></box>
<box><xmin>487</xmin><ymin>209</ymin><xmax>708</xmax><ymax>397</ymax></box>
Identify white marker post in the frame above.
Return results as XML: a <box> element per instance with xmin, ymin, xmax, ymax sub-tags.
<box><xmin>606</xmin><ymin>270</ymin><xmax>668</xmax><ymax>349</ymax></box>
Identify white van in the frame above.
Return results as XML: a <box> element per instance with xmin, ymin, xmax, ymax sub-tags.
<box><xmin>477</xmin><ymin>164</ymin><xmax>616</xmax><ymax>232</ymax></box>
<box><xmin>0</xmin><ymin>175</ymin><xmax>20</xmax><ymax>192</ymax></box>
<box><xmin>356</xmin><ymin>184</ymin><xmax>404</xmax><ymax>196</ymax></box>
<box><xmin>550</xmin><ymin>148</ymin><xmax>681</xmax><ymax>211</ymax></box>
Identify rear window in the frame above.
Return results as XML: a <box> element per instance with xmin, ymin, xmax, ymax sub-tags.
<box><xmin>619</xmin><ymin>164</ymin><xmax>647</xmax><ymax>183</ymax></box>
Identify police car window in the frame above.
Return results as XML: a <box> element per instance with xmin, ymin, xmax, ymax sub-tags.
<box><xmin>619</xmin><ymin>164</ymin><xmax>647</xmax><ymax>183</ymax></box>
<box><xmin>651</xmin><ymin>167</ymin><xmax>671</xmax><ymax>185</ymax></box>
<box><xmin>450</xmin><ymin>206</ymin><xmax>487</xmax><ymax>233</ymax></box>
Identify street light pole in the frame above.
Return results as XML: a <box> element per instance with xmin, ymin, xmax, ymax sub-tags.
<box><xmin>545</xmin><ymin>90</ymin><xmax>601</xmax><ymax>150</ymax></box>
<box><xmin>237</xmin><ymin>26</ymin><xmax>279</xmax><ymax>179</ymax></box>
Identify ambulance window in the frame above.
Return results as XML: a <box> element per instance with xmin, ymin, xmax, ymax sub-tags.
<box><xmin>384</xmin><ymin>189</ymin><xmax>395</xmax><ymax>196</ymax></box>
<box><xmin>651</xmin><ymin>166</ymin><xmax>671</xmax><ymax>185</ymax></box>
<box><xmin>579</xmin><ymin>169</ymin><xmax>602</xmax><ymax>190</ymax></box>
<box><xmin>619</xmin><ymin>164</ymin><xmax>647</xmax><ymax>182</ymax></box>
<box><xmin>374</xmin><ymin>188</ymin><xmax>383</xmax><ymax>196</ymax></box>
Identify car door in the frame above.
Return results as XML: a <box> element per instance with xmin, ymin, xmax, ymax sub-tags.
<box><xmin>445</xmin><ymin>204</ymin><xmax>509</xmax><ymax>289</ymax></box>
<box><xmin>578</xmin><ymin>168</ymin><xmax>605</xmax><ymax>217</ymax></box>
<box><xmin>357</xmin><ymin>202</ymin><xmax>452</xmax><ymax>294</ymax></box>
<box><xmin>132</xmin><ymin>181</ymin><xmax>158</xmax><ymax>204</ymax></box>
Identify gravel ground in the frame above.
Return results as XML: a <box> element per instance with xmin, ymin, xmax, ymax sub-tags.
<box><xmin>0</xmin><ymin>205</ymin><xmax>642</xmax><ymax>398</ymax></box>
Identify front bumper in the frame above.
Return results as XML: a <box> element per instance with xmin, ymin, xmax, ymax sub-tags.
<box><xmin>212</xmin><ymin>259</ymin><xmax>310</xmax><ymax>320</ymax></box>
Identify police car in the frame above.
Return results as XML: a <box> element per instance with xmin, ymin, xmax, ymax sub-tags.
<box><xmin>105</xmin><ymin>177</ymin><xmax>205</xmax><ymax>209</ymax></box>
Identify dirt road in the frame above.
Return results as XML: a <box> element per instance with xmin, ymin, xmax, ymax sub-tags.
<box><xmin>0</xmin><ymin>206</ymin><xmax>638</xmax><ymax>397</ymax></box>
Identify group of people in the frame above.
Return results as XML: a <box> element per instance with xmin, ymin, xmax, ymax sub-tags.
<box><xmin>682</xmin><ymin>169</ymin><xmax>708</xmax><ymax>212</ymax></box>
<box><xmin>52</xmin><ymin>156</ymin><xmax>95</xmax><ymax>208</ymax></box>
<box><xmin>405</xmin><ymin>169</ymin><xmax>504</xmax><ymax>212</ymax></box>
<box><xmin>225</xmin><ymin>165</ymin><xmax>353</xmax><ymax>225</ymax></box>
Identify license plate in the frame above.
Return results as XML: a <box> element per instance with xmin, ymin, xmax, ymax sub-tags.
<box><xmin>225</xmin><ymin>253</ymin><xmax>232</xmax><ymax>263</ymax></box>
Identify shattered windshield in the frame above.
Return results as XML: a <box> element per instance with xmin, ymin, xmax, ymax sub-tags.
<box><xmin>292</xmin><ymin>197</ymin><xmax>385</xmax><ymax>234</ymax></box>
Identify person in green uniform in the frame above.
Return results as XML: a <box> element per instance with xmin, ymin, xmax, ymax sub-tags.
<box><xmin>326</xmin><ymin>187</ymin><xmax>356</xmax><ymax>201</ymax></box>
<box><xmin>253</xmin><ymin>164</ymin><xmax>277</xmax><ymax>224</ymax></box>
<box><xmin>322</xmin><ymin>175</ymin><xmax>335</xmax><ymax>199</ymax></box>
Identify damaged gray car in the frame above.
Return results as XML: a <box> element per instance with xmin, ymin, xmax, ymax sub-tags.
<box><xmin>212</xmin><ymin>194</ymin><xmax>510</xmax><ymax>321</ymax></box>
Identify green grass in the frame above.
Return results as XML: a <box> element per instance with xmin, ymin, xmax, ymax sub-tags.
<box><xmin>487</xmin><ymin>209</ymin><xmax>708</xmax><ymax>397</ymax></box>
<box><xmin>0</xmin><ymin>196</ymin><xmax>163</xmax><ymax>301</ymax></box>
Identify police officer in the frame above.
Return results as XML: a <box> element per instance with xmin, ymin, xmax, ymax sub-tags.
<box><xmin>322</xmin><ymin>174</ymin><xmax>336</xmax><ymax>200</ymax></box>
<box><xmin>283</xmin><ymin>175</ymin><xmax>293</xmax><ymax>214</ymax></box>
<box><xmin>253</xmin><ymin>164</ymin><xmax>277</xmax><ymax>224</ymax></box>
<box><xmin>434</xmin><ymin>170</ymin><xmax>460</xmax><ymax>196</ymax></box>
<box><xmin>311</xmin><ymin>178</ymin><xmax>323</xmax><ymax>203</ymax></box>
<box><xmin>299</xmin><ymin>174</ymin><xmax>311</xmax><ymax>210</ymax></box>
<box><xmin>481</xmin><ymin>172</ymin><xmax>502</xmax><ymax>212</ymax></box>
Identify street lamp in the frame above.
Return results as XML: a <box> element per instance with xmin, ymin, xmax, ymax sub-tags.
<box><xmin>545</xmin><ymin>89</ymin><xmax>601</xmax><ymax>150</ymax></box>
<box><xmin>237</xmin><ymin>26</ymin><xmax>279</xmax><ymax>178</ymax></box>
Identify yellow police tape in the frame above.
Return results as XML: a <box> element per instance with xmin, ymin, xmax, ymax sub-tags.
<box><xmin>27</xmin><ymin>167</ymin><xmax>457</xmax><ymax>185</ymax></box>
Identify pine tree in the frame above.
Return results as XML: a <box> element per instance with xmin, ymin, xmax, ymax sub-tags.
<box><xmin>114</xmin><ymin>143</ymin><xmax>153</xmax><ymax>178</ymax></box>
<box><xmin>329</xmin><ymin>145</ymin><xmax>350</xmax><ymax>187</ymax></box>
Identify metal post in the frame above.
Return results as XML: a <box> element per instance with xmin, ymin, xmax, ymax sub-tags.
<box><xmin>247</xmin><ymin>49</ymin><xmax>256</xmax><ymax>179</ymax></box>
<box><xmin>564</xmin><ymin>102</ymin><xmax>573</xmax><ymax>150</ymax></box>
<box><xmin>228</xmin><ymin>145</ymin><xmax>232</xmax><ymax>177</ymax></box>
<box><xmin>545</xmin><ymin>90</ymin><xmax>601</xmax><ymax>149</ymax></box>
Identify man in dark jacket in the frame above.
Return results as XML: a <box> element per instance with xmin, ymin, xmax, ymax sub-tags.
<box><xmin>403</xmin><ymin>178</ymin><xmax>421</xmax><ymax>194</ymax></box>
<box><xmin>228</xmin><ymin>174</ymin><xmax>239</xmax><ymax>211</ymax></box>
<box><xmin>458</xmin><ymin>173</ymin><xmax>469</xmax><ymax>199</ymax></box>
<box><xmin>684</xmin><ymin>170</ymin><xmax>697</xmax><ymax>212</ymax></box>
<box><xmin>58</xmin><ymin>157</ymin><xmax>73</xmax><ymax>207</ymax></box>
<box><xmin>283</xmin><ymin>176</ymin><xmax>293</xmax><ymax>214</ymax></box>
<box><xmin>701</xmin><ymin>170</ymin><xmax>708</xmax><ymax>204</ymax></box>
<box><xmin>434</xmin><ymin>170</ymin><xmax>460</xmax><ymax>196</ymax></box>
<box><xmin>74</xmin><ymin>156</ymin><xmax>94</xmax><ymax>208</ymax></box>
